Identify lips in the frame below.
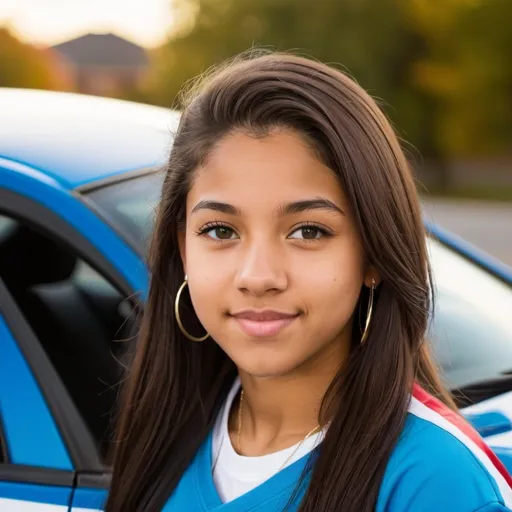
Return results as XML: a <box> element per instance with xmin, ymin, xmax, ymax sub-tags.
<box><xmin>231</xmin><ymin>309</ymin><xmax>299</xmax><ymax>337</ymax></box>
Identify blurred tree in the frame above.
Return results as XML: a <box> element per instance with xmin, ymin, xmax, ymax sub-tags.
<box><xmin>145</xmin><ymin>0</ymin><xmax>512</xmax><ymax>187</ymax></box>
<box><xmin>410</xmin><ymin>0</ymin><xmax>512</xmax><ymax>158</ymax></box>
<box><xmin>150</xmin><ymin>0</ymin><xmax>431</xmax><ymax>153</ymax></box>
<box><xmin>0</xmin><ymin>27</ymin><xmax>66</xmax><ymax>90</ymax></box>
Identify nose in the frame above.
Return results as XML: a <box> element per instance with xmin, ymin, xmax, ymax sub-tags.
<box><xmin>234</xmin><ymin>241</ymin><xmax>288</xmax><ymax>297</ymax></box>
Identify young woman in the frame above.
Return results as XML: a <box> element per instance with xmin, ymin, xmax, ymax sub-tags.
<box><xmin>106</xmin><ymin>53</ymin><xmax>512</xmax><ymax>512</ymax></box>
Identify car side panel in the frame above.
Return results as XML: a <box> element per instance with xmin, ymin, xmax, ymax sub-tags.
<box><xmin>0</xmin><ymin>314</ymin><xmax>74</xmax><ymax>509</ymax></box>
<box><xmin>70</xmin><ymin>488</ymin><xmax>107</xmax><ymax>511</ymax></box>
<box><xmin>0</xmin><ymin>482</ymin><xmax>71</xmax><ymax>511</ymax></box>
<box><xmin>0</xmin><ymin>315</ymin><xmax>72</xmax><ymax>469</ymax></box>
<box><xmin>463</xmin><ymin>393</ymin><xmax>512</xmax><ymax>447</ymax></box>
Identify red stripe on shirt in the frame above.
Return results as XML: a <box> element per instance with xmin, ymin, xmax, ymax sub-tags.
<box><xmin>412</xmin><ymin>383</ymin><xmax>512</xmax><ymax>488</ymax></box>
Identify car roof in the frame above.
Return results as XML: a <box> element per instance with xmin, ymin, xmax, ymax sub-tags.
<box><xmin>0</xmin><ymin>88</ymin><xmax>180</xmax><ymax>189</ymax></box>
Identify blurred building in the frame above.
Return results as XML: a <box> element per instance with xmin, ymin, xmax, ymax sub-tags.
<box><xmin>51</xmin><ymin>33</ymin><xmax>149</xmax><ymax>97</ymax></box>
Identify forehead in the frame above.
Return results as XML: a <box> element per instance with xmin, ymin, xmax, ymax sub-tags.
<box><xmin>188</xmin><ymin>130</ymin><xmax>346</xmax><ymax>208</ymax></box>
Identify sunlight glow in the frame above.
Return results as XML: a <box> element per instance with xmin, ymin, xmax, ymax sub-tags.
<box><xmin>0</xmin><ymin>0</ymin><xmax>176</xmax><ymax>47</ymax></box>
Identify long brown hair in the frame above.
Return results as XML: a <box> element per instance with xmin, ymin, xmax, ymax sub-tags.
<box><xmin>107</xmin><ymin>51</ymin><xmax>453</xmax><ymax>512</ymax></box>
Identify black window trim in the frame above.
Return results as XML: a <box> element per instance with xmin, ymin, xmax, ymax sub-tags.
<box><xmin>0</xmin><ymin>413</ymin><xmax>9</xmax><ymax>463</ymax></box>
<box><xmin>0</xmin><ymin>188</ymin><xmax>140</xmax><ymax>472</ymax></box>
<box><xmin>0</xmin><ymin>464</ymin><xmax>75</xmax><ymax>487</ymax></box>
<box><xmin>74</xmin><ymin>165</ymin><xmax>161</xmax><ymax>195</ymax></box>
<box><xmin>76</xmin><ymin>472</ymin><xmax>111</xmax><ymax>489</ymax></box>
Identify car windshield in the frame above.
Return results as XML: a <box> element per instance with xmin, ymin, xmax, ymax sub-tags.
<box><xmin>85</xmin><ymin>171</ymin><xmax>512</xmax><ymax>390</ymax></box>
<box><xmin>427</xmin><ymin>241</ymin><xmax>512</xmax><ymax>389</ymax></box>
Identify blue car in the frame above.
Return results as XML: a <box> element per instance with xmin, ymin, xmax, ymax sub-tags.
<box><xmin>1</xmin><ymin>88</ymin><xmax>512</xmax><ymax>511</ymax></box>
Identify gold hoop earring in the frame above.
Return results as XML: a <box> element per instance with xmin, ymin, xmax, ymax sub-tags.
<box><xmin>175</xmin><ymin>275</ymin><xmax>209</xmax><ymax>342</ymax></box>
<box><xmin>360</xmin><ymin>278</ymin><xmax>376</xmax><ymax>345</ymax></box>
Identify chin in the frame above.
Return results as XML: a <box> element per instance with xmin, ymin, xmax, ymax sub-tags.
<box><xmin>234</xmin><ymin>354</ymin><xmax>302</xmax><ymax>379</ymax></box>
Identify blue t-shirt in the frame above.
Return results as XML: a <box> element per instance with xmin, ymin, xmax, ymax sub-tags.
<box><xmin>163</xmin><ymin>387</ymin><xmax>512</xmax><ymax>511</ymax></box>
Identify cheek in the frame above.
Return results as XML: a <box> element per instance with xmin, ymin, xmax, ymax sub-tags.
<box><xmin>184</xmin><ymin>232</ymin><xmax>235</xmax><ymax>278</ymax></box>
<box><xmin>295</xmin><ymin>239</ymin><xmax>365</xmax><ymax>316</ymax></box>
<box><xmin>183</xmin><ymin>234</ymin><xmax>230</xmax><ymax>319</ymax></box>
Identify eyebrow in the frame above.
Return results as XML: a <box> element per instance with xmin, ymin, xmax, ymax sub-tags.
<box><xmin>191</xmin><ymin>197</ymin><xmax>344</xmax><ymax>216</ymax></box>
<box><xmin>278</xmin><ymin>198</ymin><xmax>345</xmax><ymax>216</ymax></box>
<box><xmin>191</xmin><ymin>200</ymin><xmax>241</xmax><ymax>215</ymax></box>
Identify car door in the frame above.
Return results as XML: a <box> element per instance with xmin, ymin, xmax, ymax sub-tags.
<box><xmin>0</xmin><ymin>186</ymin><xmax>139</xmax><ymax>512</ymax></box>
<box><xmin>0</xmin><ymin>277</ymin><xmax>76</xmax><ymax>511</ymax></box>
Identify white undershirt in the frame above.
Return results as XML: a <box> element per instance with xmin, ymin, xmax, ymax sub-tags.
<box><xmin>211</xmin><ymin>378</ymin><xmax>324</xmax><ymax>503</ymax></box>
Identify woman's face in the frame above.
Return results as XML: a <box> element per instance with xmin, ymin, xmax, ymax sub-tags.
<box><xmin>180</xmin><ymin>129</ymin><xmax>375</xmax><ymax>378</ymax></box>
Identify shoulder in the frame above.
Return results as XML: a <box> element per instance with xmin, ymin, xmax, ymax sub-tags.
<box><xmin>377</xmin><ymin>396</ymin><xmax>512</xmax><ymax>512</ymax></box>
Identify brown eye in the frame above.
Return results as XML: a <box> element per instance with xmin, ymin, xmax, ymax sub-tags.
<box><xmin>289</xmin><ymin>225</ymin><xmax>324</xmax><ymax>240</ymax></box>
<box><xmin>215</xmin><ymin>227</ymin><xmax>234</xmax><ymax>239</ymax></box>
<box><xmin>302</xmin><ymin>227</ymin><xmax>320</xmax><ymax>239</ymax></box>
<box><xmin>205</xmin><ymin>225</ymin><xmax>238</xmax><ymax>240</ymax></box>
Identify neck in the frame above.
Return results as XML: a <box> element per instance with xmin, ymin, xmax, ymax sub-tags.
<box><xmin>232</xmin><ymin>337</ymin><xmax>348</xmax><ymax>455</ymax></box>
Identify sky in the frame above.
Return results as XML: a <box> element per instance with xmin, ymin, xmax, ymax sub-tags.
<box><xmin>0</xmin><ymin>0</ymin><xmax>176</xmax><ymax>47</ymax></box>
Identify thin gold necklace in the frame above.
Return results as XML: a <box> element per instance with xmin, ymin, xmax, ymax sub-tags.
<box><xmin>237</xmin><ymin>389</ymin><xmax>321</xmax><ymax>470</ymax></box>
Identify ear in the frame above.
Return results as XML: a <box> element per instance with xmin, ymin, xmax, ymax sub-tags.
<box><xmin>363</xmin><ymin>267</ymin><xmax>381</xmax><ymax>288</ymax></box>
<box><xmin>178</xmin><ymin>229</ymin><xmax>187</xmax><ymax>275</ymax></box>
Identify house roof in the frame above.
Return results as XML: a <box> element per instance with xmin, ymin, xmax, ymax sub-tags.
<box><xmin>53</xmin><ymin>33</ymin><xmax>149</xmax><ymax>68</ymax></box>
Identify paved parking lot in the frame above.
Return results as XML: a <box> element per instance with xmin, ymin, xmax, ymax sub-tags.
<box><xmin>423</xmin><ymin>199</ymin><xmax>512</xmax><ymax>267</ymax></box>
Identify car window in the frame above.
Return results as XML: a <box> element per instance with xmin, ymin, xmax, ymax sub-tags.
<box><xmin>85</xmin><ymin>171</ymin><xmax>164</xmax><ymax>252</ymax></box>
<box><xmin>0</xmin><ymin>213</ymin><xmax>135</xmax><ymax>461</ymax></box>
<box><xmin>428</xmin><ymin>239</ymin><xmax>512</xmax><ymax>391</ymax></box>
